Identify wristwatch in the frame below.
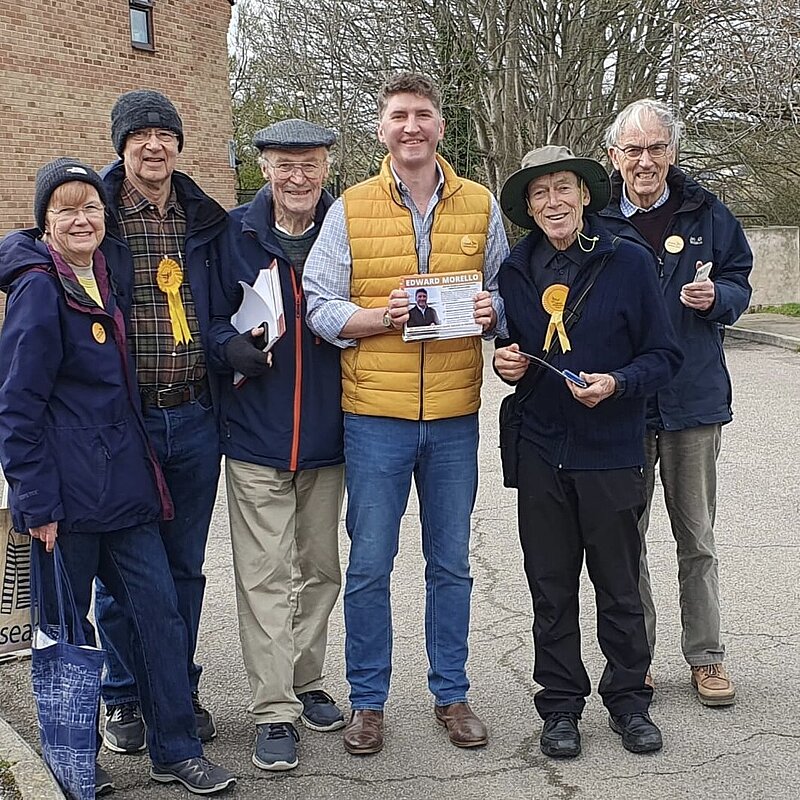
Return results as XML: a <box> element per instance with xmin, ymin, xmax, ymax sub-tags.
<box><xmin>382</xmin><ymin>309</ymin><xmax>393</xmax><ymax>328</ymax></box>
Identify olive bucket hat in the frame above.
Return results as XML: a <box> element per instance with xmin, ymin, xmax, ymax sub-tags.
<box><xmin>500</xmin><ymin>145</ymin><xmax>611</xmax><ymax>229</ymax></box>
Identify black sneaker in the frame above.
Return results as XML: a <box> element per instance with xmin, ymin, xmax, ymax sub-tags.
<box><xmin>608</xmin><ymin>711</ymin><xmax>663</xmax><ymax>753</ymax></box>
<box><xmin>540</xmin><ymin>712</ymin><xmax>581</xmax><ymax>758</ymax></box>
<box><xmin>95</xmin><ymin>762</ymin><xmax>115</xmax><ymax>796</ymax></box>
<box><xmin>150</xmin><ymin>756</ymin><xmax>236</xmax><ymax>795</ymax></box>
<box><xmin>103</xmin><ymin>703</ymin><xmax>146</xmax><ymax>754</ymax></box>
<box><xmin>298</xmin><ymin>690</ymin><xmax>346</xmax><ymax>732</ymax></box>
<box><xmin>252</xmin><ymin>722</ymin><xmax>300</xmax><ymax>771</ymax></box>
<box><xmin>192</xmin><ymin>692</ymin><xmax>218</xmax><ymax>742</ymax></box>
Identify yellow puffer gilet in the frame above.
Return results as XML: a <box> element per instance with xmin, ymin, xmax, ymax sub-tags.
<box><xmin>341</xmin><ymin>154</ymin><xmax>490</xmax><ymax>420</ymax></box>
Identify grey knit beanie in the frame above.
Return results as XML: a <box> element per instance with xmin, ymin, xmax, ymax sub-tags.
<box><xmin>34</xmin><ymin>158</ymin><xmax>107</xmax><ymax>233</ymax></box>
<box><xmin>110</xmin><ymin>89</ymin><xmax>184</xmax><ymax>155</ymax></box>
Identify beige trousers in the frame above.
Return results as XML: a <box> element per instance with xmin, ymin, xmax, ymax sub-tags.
<box><xmin>226</xmin><ymin>458</ymin><xmax>344</xmax><ymax>724</ymax></box>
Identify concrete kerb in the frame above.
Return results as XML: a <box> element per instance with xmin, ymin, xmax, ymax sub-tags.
<box><xmin>0</xmin><ymin>715</ymin><xmax>64</xmax><ymax>800</ymax></box>
<box><xmin>726</xmin><ymin>324</ymin><xmax>800</xmax><ymax>351</ymax></box>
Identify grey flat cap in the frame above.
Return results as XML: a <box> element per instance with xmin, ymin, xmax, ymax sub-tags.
<box><xmin>252</xmin><ymin>119</ymin><xmax>337</xmax><ymax>151</ymax></box>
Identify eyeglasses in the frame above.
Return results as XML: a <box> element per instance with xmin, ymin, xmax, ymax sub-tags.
<box><xmin>266</xmin><ymin>161</ymin><xmax>325</xmax><ymax>178</ymax></box>
<box><xmin>129</xmin><ymin>128</ymin><xmax>179</xmax><ymax>144</ymax></box>
<box><xmin>47</xmin><ymin>204</ymin><xmax>105</xmax><ymax>222</ymax></box>
<box><xmin>614</xmin><ymin>143</ymin><xmax>670</xmax><ymax>160</ymax></box>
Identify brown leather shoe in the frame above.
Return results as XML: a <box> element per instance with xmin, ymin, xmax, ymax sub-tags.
<box><xmin>434</xmin><ymin>702</ymin><xmax>488</xmax><ymax>748</ymax></box>
<box><xmin>691</xmin><ymin>664</ymin><xmax>736</xmax><ymax>706</ymax></box>
<box><xmin>343</xmin><ymin>710</ymin><xmax>384</xmax><ymax>755</ymax></box>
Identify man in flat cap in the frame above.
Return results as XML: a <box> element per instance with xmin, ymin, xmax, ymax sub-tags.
<box><xmin>95</xmin><ymin>91</ymin><xmax>228</xmax><ymax>788</ymax></box>
<box><xmin>209</xmin><ymin>119</ymin><xmax>344</xmax><ymax>771</ymax></box>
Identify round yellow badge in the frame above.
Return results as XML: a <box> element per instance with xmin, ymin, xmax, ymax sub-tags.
<box><xmin>542</xmin><ymin>284</ymin><xmax>569</xmax><ymax>314</ymax></box>
<box><xmin>664</xmin><ymin>235</ymin><xmax>684</xmax><ymax>254</ymax></box>
<box><xmin>92</xmin><ymin>322</ymin><xmax>106</xmax><ymax>344</ymax></box>
<box><xmin>460</xmin><ymin>235</ymin><xmax>479</xmax><ymax>256</ymax></box>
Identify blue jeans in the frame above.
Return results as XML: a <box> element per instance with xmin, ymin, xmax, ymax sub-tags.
<box><xmin>34</xmin><ymin>527</ymin><xmax>202</xmax><ymax>764</ymax></box>
<box><xmin>343</xmin><ymin>412</ymin><xmax>478</xmax><ymax>709</ymax></box>
<box><xmin>95</xmin><ymin>394</ymin><xmax>220</xmax><ymax>706</ymax></box>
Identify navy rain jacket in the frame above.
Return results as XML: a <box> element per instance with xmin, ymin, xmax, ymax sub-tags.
<box><xmin>598</xmin><ymin>166</ymin><xmax>753</xmax><ymax>431</ymax></box>
<box><xmin>99</xmin><ymin>161</ymin><xmax>229</xmax><ymax>405</ymax></box>
<box><xmin>0</xmin><ymin>231</ymin><xmax>171</xmax><ymax>534</ymax></box>
<box><xmin>209</xmin><ymin>185</ymin><xmax>343</xmax><ymax>471</ymax></box>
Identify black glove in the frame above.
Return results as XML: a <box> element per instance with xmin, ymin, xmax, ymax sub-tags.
<box><xmin>225</xmin><ymin>331</ymin><xmax>272</xmax><ymax>378</ymax></box>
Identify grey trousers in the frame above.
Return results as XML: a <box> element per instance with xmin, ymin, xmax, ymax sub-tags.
<box><xmin>226</xmin><ymin>458</ymin><xmax>345</xmax><ymax>724</ymax></box>
<box><xmin>638</xmin><ymin>425</ymin><xmax>725</xmax><ymax>666</ymax></box>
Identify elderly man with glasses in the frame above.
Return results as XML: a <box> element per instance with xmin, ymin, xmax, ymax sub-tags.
<box><xmin>90</xmin><ymin>89</ymin><xmax>231</xmax><ymax>793</ymax></box>
<box><xmin>599</xmin><ymin>99</ymin><xmax>753</xmax><ymax>707</ymax></box>
<box><xmin>209</xmin><ymin>119</ymin><xmax>345</xmax><ymax>772</ymax></box>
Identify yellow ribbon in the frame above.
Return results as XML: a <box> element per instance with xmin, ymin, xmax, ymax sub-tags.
<box><xmin>156</xmin><ymin>258</ymin><xmax>193</xmax><ymax>346</ymax></box>
<box><xmin>541</xmin><ymin>284</ymin><xmax>571</xmax><ymax>353</ymax></box>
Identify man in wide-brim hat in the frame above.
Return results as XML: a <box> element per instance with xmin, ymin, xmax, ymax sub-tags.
<box><xmin>493</xmin><ymin>145</ymin><xmax>682</xmax><ymax>760</ymax></box>
<box><xmin>499</xmin><ymin>144</ymin><xmax>610</xmax><ymax>235</ymax></box>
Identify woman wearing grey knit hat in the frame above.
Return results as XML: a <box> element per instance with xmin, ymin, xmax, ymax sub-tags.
<box><xmin>0</xmin><ymin>157</ymin><xmax>236</xmax><ymax>797</ymax></box>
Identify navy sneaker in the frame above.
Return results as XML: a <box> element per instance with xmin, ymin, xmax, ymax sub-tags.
<box><xmin>95</xmin><ymin>762</ymin><xmax>115</xmax><ymax>796</ymax></box>
<box><xmin>252</xmin><ymin>722</ymin><xmax>300</xmax><ymax>771</ymax></box>
<box><xmin>150</xmin><ymin>756</ymin><xmax>236</xmax><ymax>795</ymax></box>
<box><xmin>192</xmin><ymin>692</ymin><xmax>217</xmax><ymax>742</ymax></box>
<box><xmin>103</xmin><ymin>703</ymin><xmax>146</xmax><ymax>754</ymax></box>
<box><xmin>298</xmin><ymin>690</ymin><xmax>346</xmax><ymax>732</ymax></box>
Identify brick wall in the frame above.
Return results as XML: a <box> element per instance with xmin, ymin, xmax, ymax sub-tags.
<box><xmin>0</xmin><ymin>0</ymin><xmax>236</xmax><ymax>237</ymax></box>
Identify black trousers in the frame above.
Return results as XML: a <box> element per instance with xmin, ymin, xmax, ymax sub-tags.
<box><xmin>517</xmin><ymin>439</ymin><xmax>653</xmax><ymax>718</ymax></box>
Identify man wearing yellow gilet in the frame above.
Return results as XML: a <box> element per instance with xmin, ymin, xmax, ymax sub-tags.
<box><xmin>304</xmin><ymin>72</ymin><xmax>509</xmax><ymax>756</ymax></box>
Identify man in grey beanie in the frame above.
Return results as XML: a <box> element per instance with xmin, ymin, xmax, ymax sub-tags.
<box><xmin>110</xmin><ymin>89</ymin><xmax>185</xmax><ymax>155</ymax></box>
<box><xmin>209</xmin><ymin>118</ymin><xmax>344</xmax><ymax>772</ymax></box>
<box><xmin>95</xmin><ymin>89</ymin><xmax>232</xmax><ymax>794</ymax></box>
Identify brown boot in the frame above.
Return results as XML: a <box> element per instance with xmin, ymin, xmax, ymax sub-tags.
<box><xmin>343</xmin><ymin>710</ymin><xmax>384</xmax><ymax>755</ymax></box>
<box><xmin>691</xmin><ymin>664</ymin><xmax>736</xmax><ymax>706</ymax></box>
<box><xmin>434</xmin><ymin>702</ymin><xmax>488</xmax><ymax>748</ymax></box>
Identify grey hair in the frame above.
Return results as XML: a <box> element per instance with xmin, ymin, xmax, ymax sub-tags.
<box><xmin>604</xmin><ymin>99</ymin><xmax>684</xmax><ymax>150</ymax></box>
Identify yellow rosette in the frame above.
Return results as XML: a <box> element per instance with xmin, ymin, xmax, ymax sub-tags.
<box><xmin>541</xmin><ymin>284</ymin><xmax>571</xmax><ymax>352</ymax></box>
<box><xmin>156</xmin><ymin>257</ymin><xmax>193</xmax><ymax>345</ymax></box>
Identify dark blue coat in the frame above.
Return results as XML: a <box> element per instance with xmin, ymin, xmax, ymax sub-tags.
<box><xmin>99</xmin><ymin>161</ymin><xmax>229</xmax><ymax>401</ymax></box>
<box><xmin>0</xmin><ymin>231</ymin><xmax>171</xmax><ymax>534</ymax></box>
<box><xmin>498</xmin><ymin>217</ymin><xmax>683</xmax><ymax>470</ymax></box>
<box><xmin>598</xmin><ymin>166</ymin><xmax>753</xmax><ymax>431</ymax></box>
<box><xmin>209</xmin><ymin>185</ymin><xmax>343</xmax><ymax>471</ymax></box>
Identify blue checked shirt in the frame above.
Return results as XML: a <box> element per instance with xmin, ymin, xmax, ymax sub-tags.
<box><xmin>620</xmin><ymin>183</ymin><xmax>671</xmax><ymax>218</ymax></box>
<box><xmin>304</xmin><ymin>162</ymin><xmax>509</xmax><ymax>347</ymax></box>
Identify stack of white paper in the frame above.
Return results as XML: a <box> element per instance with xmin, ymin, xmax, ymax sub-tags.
<box><xmin>230</xmin><ymin>259</ymin><xmax>286</xmax><ymax>384</ymax></box>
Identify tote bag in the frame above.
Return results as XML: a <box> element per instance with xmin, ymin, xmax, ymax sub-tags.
<box><xmin>0</xmin><ymin>482</ymin><xmax>32</xmax><ymax>656</ymax></box>
<box><xmin>30</xmin><ymin>543</ymin><xmax>104</xmax><ymax>800</ymax></box>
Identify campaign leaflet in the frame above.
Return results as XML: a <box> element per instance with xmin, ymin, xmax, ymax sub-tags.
<box><xmin>401</xmin><ymin>271</ymin><xmax>483</xmax><ymax>342</ymax></box>
<box><xmin>230</xmin><ymin>259</ymin><xmax>286</xmax><ymax>385</ymax></box>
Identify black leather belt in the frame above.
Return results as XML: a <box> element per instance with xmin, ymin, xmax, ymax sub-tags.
<box><xmin>141</xmin><ymin>379</ymin><xmax>207</xmax><ymax>410</ymax></box>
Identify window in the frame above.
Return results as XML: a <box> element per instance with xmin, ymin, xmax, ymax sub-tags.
<box><xmin>129</xmin><ymin>0</ymin><xmax>154</xmax><ymax>51</ymax></box>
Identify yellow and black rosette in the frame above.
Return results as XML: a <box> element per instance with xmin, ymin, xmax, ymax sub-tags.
<box><xmin>156</xmin><ymin>257</ymin><xmax>193</xmax><ymax>346</ymax></box>
<box><xmin>541</xmin><ymin>284</ymin><xmax>571</xmax><ymax>352</ymax></box>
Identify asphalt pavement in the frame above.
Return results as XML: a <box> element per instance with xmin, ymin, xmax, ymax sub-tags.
<box><xmin>1</xmin><ymin>323</ymin><xmax>799</xmax><ymax>800</ymax></box>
